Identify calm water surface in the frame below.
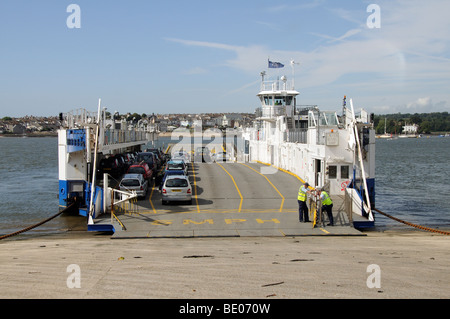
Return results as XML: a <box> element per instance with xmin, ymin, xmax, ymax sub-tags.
<box><xmin>374</xmin><ymin>136</ymin><xmax>450</xmax><ymax>229</ymax></box>
<box><xmin>0</xmin><ymin>136</ymin><xmax>449</xmax><ymax>236</ymax></box>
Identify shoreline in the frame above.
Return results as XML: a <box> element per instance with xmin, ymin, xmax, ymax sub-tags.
<box><xmin>0</xmin><ymin>228</ymin><xmax>448</xmax><ymax>299</ymax></box>
<box><xmin>0</xmin><ymin>132</ymin><xmax>57</xmax><ymax>138</ymax></box>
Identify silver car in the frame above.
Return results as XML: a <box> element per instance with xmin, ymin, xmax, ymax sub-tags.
<box><xmin>161</xmin><ymin>175</ymin><xmax>192</xmax><ymax>205</ymax></box>
<box><xmin>119</xmin><ymin>173</ymin><xmax>148</xmax><ymax>199</ymax></box>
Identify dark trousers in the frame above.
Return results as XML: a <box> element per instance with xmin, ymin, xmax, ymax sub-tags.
<box><xmin>322</xmin><ymin>204</ymin><xmax>334</xmax><ymax>225</ymax></box>
<box><xmin>298</xmin><ymin>200</ymin><xmax>309</xmax><ymax>222</ymax></box>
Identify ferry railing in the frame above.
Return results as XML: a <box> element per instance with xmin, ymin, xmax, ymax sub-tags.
<box><xmin>61</xmin><ymin>108</ymin><xmax>98</xmax><ymax>128</ymax></box>
<box><xmin>255</xmin><ymin>106</ymin><xmax>286</xmax><ymax>119</ymax></box>
<box><xmin>103</xmin><ymin>129</ymin><xmax>147</xmax><ymax>146</ymax></box>
<box><xmin>260</xmin><ymin>79</ymin><xmax>295</xmax><ymax>91</ymax></box>
<box><xmin>284</xmin><ymin>129</ymin><xmax>307</xmax><ymax>144</ymax></box>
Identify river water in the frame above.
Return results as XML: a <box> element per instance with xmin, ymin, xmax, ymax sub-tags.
<box><xmin>0</xmin><ymin>135</ymin><xmax>449</xmax><ymax>236</ymax></box>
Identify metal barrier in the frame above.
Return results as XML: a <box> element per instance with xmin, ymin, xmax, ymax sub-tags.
<box><xmin>110</xmin><ymin>188</ymin><xmax>138</xmax><ymax>229</ymax></box>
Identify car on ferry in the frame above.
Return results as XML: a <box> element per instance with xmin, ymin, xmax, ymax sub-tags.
<box><xmin>97</xmin><ymin>156</ymin><xmax>123</xmax><ymax>178</ymax></box>
<box><xmin>161</xmin><ymin>175</ymin><xmax>192</xmax><ymax>205</ymax></box>
<box><xmin>194</xmin><ymin>146</ymin><xmax>211</xmax><ymax>162</ymax></box>
<box><xmin>166</xmin><ymin>160</ymin><xmax>188</xmax><ymax>176</ymax></box>
<box><xmin>146</xmin><ymin>148</ymin><xmax>166</xmax><ymax>166</ymax></box>
<box><xmin>172</xmin><ymin>150</ymin><xmax>191</xmax><ymax>164</ymax></box>
<box><xmin>127</xmin><ymin>162</ymin><xmax>153</xmax><ymax>181</ymax></box>
<box><xmin>212</xmin><ymin>151</ymin><xmax>232</xmax><ymax>162</ymax></box>
<box><xmin>119</xmin><ymin>173</ymin><xmax>148</xmax><ymax>199</ymax></box>
<box><xmin>136</xmin><ymin>152</ymin><xmax>158</xmax><ymax>175</ymax></box>
<box><xmin>158</xmin><ymin>168</ymin><xmax>186</xmax><ymax>189</ymax></box>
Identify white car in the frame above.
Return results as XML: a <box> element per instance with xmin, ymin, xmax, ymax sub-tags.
<box><xmin>119</xmin><ymin>174</ymin><xmax>148</xmax><ymax>199</ymax></box>
<box><xmin>213</xmin><ymin>151</ymin><xmax>232</xmax><ymax>162</ymax></box>
<box><xmin>161</xmin><ymin>175</ymin><xmax>192</xmax><ymax>205</ymax></box>
<box><xmin>172</xmin><ymin>150</ymin><xmax>191</xmax><ymax>164</ymax></box>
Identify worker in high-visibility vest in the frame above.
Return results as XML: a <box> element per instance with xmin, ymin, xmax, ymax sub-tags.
<box><xmin>298</xmin><ymin>182</ymin><xmax>312</xmax><ymax>223</ymax></box>
<box><xmin>317</xmin><ymin>188</ymin><xmax>334</xmax><ymax>226</ymax></box>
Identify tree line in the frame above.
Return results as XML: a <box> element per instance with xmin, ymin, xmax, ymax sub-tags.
<box><xmin>373</xmin><ymin>112</ymin><xmax>450</xmax><ymax>134</ymax></box>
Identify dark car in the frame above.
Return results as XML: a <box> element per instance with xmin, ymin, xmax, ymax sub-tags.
<box><xmin>146</xmin><ymin>148</ymin><xmax>165</xmax><ymax>164</ymax></box>
<box><xmin>136</xmin><ymin>152</ymin><xmax>158</xmax><ymax>175</ymax></box>
<box><xmin>147</xmin><ymin>151</ymin><xmax>162</xmax><ymax>169</ymax></box>
<box><xmin>98</xmin><ymin>156</ymin><xmax>122</xmax><ymax>178</ymax></box>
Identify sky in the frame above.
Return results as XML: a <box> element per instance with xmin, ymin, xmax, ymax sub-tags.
<box><xmin>1</xmin><ymin>0</ymin><xmax>450</xmax><ymax>117</ymax></box>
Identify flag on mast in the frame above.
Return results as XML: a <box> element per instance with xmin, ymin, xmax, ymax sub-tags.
<box><xmin>268</xmin><ymin>59</ymin><xmax>284</xmax><ymax>68</ymax></box>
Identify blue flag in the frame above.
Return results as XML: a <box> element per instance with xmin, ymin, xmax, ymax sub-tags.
<box><xmin>268</xmin><ymin>60</ymin><xmax>284</xmax><ymax>68</ymax></box>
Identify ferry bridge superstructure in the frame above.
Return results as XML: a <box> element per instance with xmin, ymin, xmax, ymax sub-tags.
<box><xmin>243</xmin><ymin>73</ymin><xmax>376</xmax><ymax>227</ymax></box>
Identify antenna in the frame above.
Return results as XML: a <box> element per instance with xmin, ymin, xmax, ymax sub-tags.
<box><xmin>260</xmin><ymin>71</ymin><xmax>266</xmax><ymax>90</ymax></box>
<box><xmin>290</xmin><ymin>60</ymin><xmax>300</xmax><ymax>90</ymax></box>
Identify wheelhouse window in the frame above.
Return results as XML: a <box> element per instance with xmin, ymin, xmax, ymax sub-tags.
<box><xmin>274</xmin><ymin>96</ymin><xmax>293</xmax><ymax>106</ymax></box>
<box><xmin>328</xmin><ymin>165</ymin><xmax>337</xmax><ymax>179</ymax></box>
<box><xmin>263</xmin><ymin>96</ymin><xmax>273</xmax><ymax>106</ymax></box>
<box><xmin>341</xmin><ymin>165</ymin><xmax>350</xmax><ymax>179</ymax></box>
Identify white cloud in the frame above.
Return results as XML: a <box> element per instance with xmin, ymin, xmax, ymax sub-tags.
<box><xmin>310</xmin><ymin>28</ymin><xmax>362</xmax><ymax>43</ymax></box>
<box><xmin>166</xmin><ymin>0</ymin><xmax>450</xmax><ymax>113</ymax></box>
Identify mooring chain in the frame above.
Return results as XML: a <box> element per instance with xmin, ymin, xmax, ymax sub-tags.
<box><xmin>0</xmin><ymin>202</ymin><xmax>76</xmax><ymax>240</ymax></box>
<box><xmin>374</xmin><ymin>208</ymin><xmax>450</xmax><ymax>236</ymax></box>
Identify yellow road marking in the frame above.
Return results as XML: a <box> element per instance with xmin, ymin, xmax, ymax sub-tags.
<box><xmin>183</xmin><ymin>219</ymin><xmax>213</xmax><ymax>225</ymax></box>
<box><xmin>255</xmin><ymin>160</ymin><xmax>314</xmax><ymax>190</ymax></box>
<box><xmin>148</xmin><ymin>181</ymin><xmax>157</xmax><ymax>214</ymax></box>
<box><xmin>225</xmin><ymin>218</ymin><xmax>247</xmax><ymax>224</ymax></box>
<box><xmin>320</xmin><ymin>228</ymin><xmax>330</xmax><ymax>234</ymax></box>
<box><xmin>191</xmin><ymin>163</ymin><xmax>201</xmax><ymax>213</ymax></box>
<box><xmin>239</xmin><ymin>163</ymin><xmax>285</xmax><ymax>212</ymax></box>
<box><xmin>256</xmin><ymin>218</ymin><xmax>280</xmax><ymax>224</ymax></box>
<box><xmin>216</xmin><ymin>162</ymin><xmax>243</xmax><ymax>212</ymax></box>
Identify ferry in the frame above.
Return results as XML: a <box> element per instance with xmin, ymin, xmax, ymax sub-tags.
<box><xmin>242</xmin><ymin>70</ymin><xmax>376</xmax><ymax>228</ymax></box>
<box><xmin>57</xmin><ymin>69</ymin><xmax>376</xmax><ymax>233</ymax></box>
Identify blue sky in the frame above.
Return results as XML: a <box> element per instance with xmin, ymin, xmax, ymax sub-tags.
<box><xmin>1</xmin><ymin>0</ymin><xmax>450</xmax><ymax>117</ymax></box>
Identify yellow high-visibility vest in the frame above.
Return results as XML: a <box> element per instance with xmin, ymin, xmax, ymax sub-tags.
<box><xmin>298</xmin><ymin>187</ymin><xmax>307</xmax><ymax>201</ymax></box>
<box><xmin>321</xmin><ymin>191</ymin><xmax>332</xmax><ymax>205</ymax></box>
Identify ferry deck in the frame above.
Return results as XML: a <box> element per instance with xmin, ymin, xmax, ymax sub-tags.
<box><xmin>93</xmin><ymin>160</ymin><xmax>365</xmax><ymax>238</ymax></box>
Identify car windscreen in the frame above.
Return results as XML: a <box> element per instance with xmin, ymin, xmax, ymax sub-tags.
<box><xmin>168</xmin><ymin>163</ymin><xmax>184</xmax><ymax>170</ymax></box>
<box><xmin>165</xmin><ymin>179</ymin><xmax>188</xmax><ymax>187</ymax></box>
<box><xmin>121</xmin><ymin>179</ymin><xmax>140</xmax><ymax>187</ymax></box>
<box><xmin>137</xmin><ymin>155</ymin><xmax>153</xmax><ymax>163</ymax></box>
<box><xmin>128</xmin><ymin>167</ymin><xmax>145</xmax><ymax>174</ymax></box>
